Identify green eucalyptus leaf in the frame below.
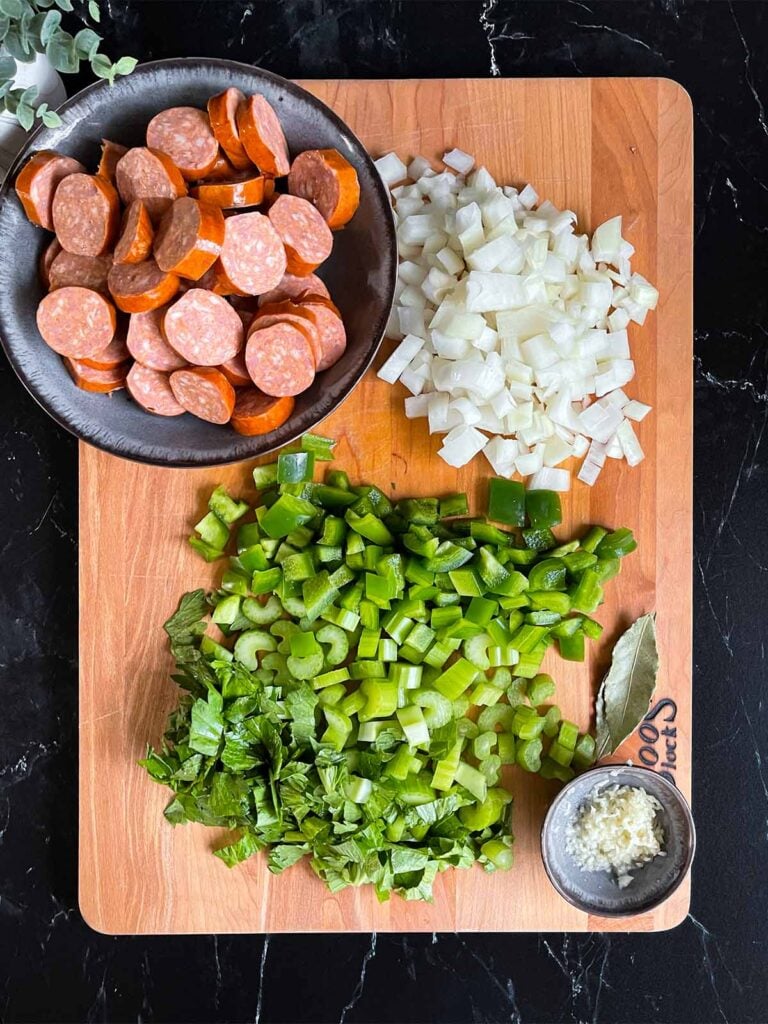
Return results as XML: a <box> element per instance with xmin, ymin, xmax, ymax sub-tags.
<box><xmin>89</xmin><ymin>51</ymin><xmax>111</xmax><ymax>78</ymax></box>
<box><xmin>112</xmin><ymin>55</ymin><xmax>136</xmax><ymax>77</ymax></box>
<box><xmin>46</xmin><ymin>31</ymin><xmax>78</xmax><ymax>73</ymax></box>
<box><xmin>53</xmin><ymin>0</ymin><xmax>73</xmax><ymax>10</ymax></box>
<box><xmin>16</xmin><ymin>100</ymin><xmax>34</xmax><ymax>130</ymax></box>
<box><xmin>35</xmin><ymin>100</ymin><xmax>47</xmax><ymax>113</ymax></box>
<box><xmin>4</xmin><ymin>26</ymin><xmax>32</xmax><ymax>61</ymax></box>
<box><xmin>0</xmin><ymin>0</ymin><xmax>24</xmax><ymax>20</ymax></box>
<box><xmin>74</xmin><ymin>27</ymin><xmax>100</xmax><ymax>58</ymax></box>
<box><xmin>27</xmin><ymin>11</ymin><xmax>47</xmax><ymax>49</ymax></box>
<box><xmin>18</xmin><ymin>83</ymin><xmax>38</xmax><ymax>107</ymax></box>
<box><xmin>0</xmin><ymin>54</ymin><xmax>16</xmax><ymax>78</ymax></box>
<box><xmin>0</xmin><ymin>14</ymin><xmax>9</xmax><ymax>41</ymax></box>
<box><xmin>0</xmin><ymin>79</ymin><xmax>14</xmax><ymax>98</ymax></box>
<box><xmin>36</xmin><ymin>0</ymin><xmax>55</xmax><ymax>7</ymax></box>
<box><xmin>88</xmin><ymin>0</ymin><xmax>99</xmax><ymax>21</ymax></box>
<box><xmin>595</xmin><ymin>613</ymin><xmax>659</xmax><ymax>759</ymax></box>
<box><xmin>41</xmin><ymin>108</ymin><xmax>60</xmax><ymax>127</ymax></box>
<box><xmin>39</xmin><ymin>9</ymin><xmax>61</xmax><ymax>45</ymax></box>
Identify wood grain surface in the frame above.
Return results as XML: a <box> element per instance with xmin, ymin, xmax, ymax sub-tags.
<box><xmin>79</xmin><ymin>78</ymin><xmax>693</xmax><ymax>934</ymax></box>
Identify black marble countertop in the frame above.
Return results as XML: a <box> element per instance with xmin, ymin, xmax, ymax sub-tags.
<box><xmin>1</xmin><ymin>2</ymin><xmax>766</xmax><ymax>1022</ymax></box>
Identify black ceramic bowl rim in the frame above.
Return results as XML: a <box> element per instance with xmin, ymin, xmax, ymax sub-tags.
<box><xmin>0</xmin><ymin>58</ymin><xmax>397</xmax><ymax>467</ymax></box>
<box><xmin>540</xmin><ymin>764</ymin><xmax>696</xmax><ymax>918</ymax></box>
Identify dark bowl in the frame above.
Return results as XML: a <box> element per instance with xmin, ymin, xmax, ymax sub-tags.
<box><xmin>0</xmin><ymin>58</ymin><xmax>397</xmax><ymax>466</ymax></box>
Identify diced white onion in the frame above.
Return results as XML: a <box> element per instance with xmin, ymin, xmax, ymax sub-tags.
<box><xmin>438</xmin><ymin>425</ymin><xmax>487</xmax><ymax>467</ymax></box>
<box><xmin>382</xmin><ymin>151</ymin><xmax>657</xmax><ymax>486</ymax></box>
<box><xmin>443</xmin><ymin>148</ymin><xmax>475</xmax><ymax>175</ymax></box>
<box><xmin>624</xmin><ymin>399</ymin><xmax>652</xmax><ymax>422</ymax></box>
<box><xmin>528</xmin><ymin>467</ymin><xmax>571</xmax><ymax>491</ymax></box>
<box><xmin>375</xmin><ymin>152</ymin><xmax>408</xmax><ymax>186</ymax></box>
<box><xmin>377</xmin><ymin>334</ymin><xmax>424</xmax><ymax>384</ymax></box>
<box><xmin>616</xmin><ymin>420</ymin><xmax>645</xmax><ymax>467</ymax></box>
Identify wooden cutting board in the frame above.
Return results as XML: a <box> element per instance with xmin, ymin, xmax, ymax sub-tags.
<box><xmin>79</xmin><ymin>78</ymin><xmax>692</xmax><ymax>934</ymax></box>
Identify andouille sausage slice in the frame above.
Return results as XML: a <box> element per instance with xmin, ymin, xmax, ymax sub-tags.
<box><xmin>215</xmin><ymin>212</ymin><xmax>286</xmax><ymax>296</ymax></box>
<box><xmin>146</xmin><ymin>107</ymin><xmax>219</xmax><ymax>181</ymax></box>
<box><xmin>65</xmin><ymin>358</ymin><xmax>127</xmax><ymax>393</ymax></box>
<box><xmin>257</xmin><ymin>271</ymin><xmax>329</xmax><ymax>306</ymax></box>
<box><xmin>245</xmin><ymin>321</ymin><xmax>315</xmax><ymax>397</ymax></box>
<box><xmin>52</xmin><ymin>173</ymin><xmax>120</xmax><ymax>256</ymax></box>
<box><xmin>236</xmin><ymin>94</ymin><xmax>290</xmax><ymax>177</ymax></box>
<box><xmin>267</xmin><ymin>194</ymin><xmax>333</xmax><ymax>276</ymax></box>
<box><xmin>126</xmin><ymin>363</ymin><xmax>185</xmax><ymax>416</ymax></box>
<box><xmin>288</xmin><ymin>148</ymin><xmax>360</xmax><ymax>229</ymax></box>
<box><xmin>15</xmin><ymin>150</ymin><xmax>85</xmax><ymax>230</ymax></box>
<box><xmin>115</xmin><ymin>147</ymin><xmax>187</xmax><ymax>220</ymax></box>
<box><xmin>169</xmin><ymin>366</ymin><xmax>236</xmax><ymax>424</ymax></box>
<box><xmin>48</xmin><ymin>251</ymin><xmax>112</xmax><ymax>295</ymax></box>
<box><xmin>231</xmin><ymin>389</ymin><xmax>295</xmax><ymax>436</ymax></box>
<box><xmin>295</xmin><ymin>300</ymin><xmax>347</xmax><ymax>370</ymax></box>
<box><xmin>153</xmin><ymin>196</ymin><xmax>224</xmax><ymax>280</ymax></box>
<box><xmin>219</xmin><ymin>350</ymin><xmax>251</xmax><ymax>387</ymax></box>
<box><xmin>189</xmin><ymin>173</ymin><xmax>272</xmax><ymax>210</ymax></box>
<box><xmin>97</xmin><ymin>139</ymin><xmax>128</xmax><ymax>183</ymax></box>
<box><xmin>249</xmin><ymin>310</ymin><xmax>323</xmax><ymax>371</ymax></box>
<box><xmin>162</xmin><ymin>288</ymin><xmax>242</xmax><ymax>365</ymax></box>
<box><xmin>199</xmin><ymin>150</ymin><xmax>238</xmax><ymax>181</ymax></box>
<box><xmin>126</xmin><ymin>307</ymin><xmax>186</xmax><ymax>371</ymax></box>
<box><xmin>258</xmin><ymin>299</ymin><xmax>346</xmax><ymax>371</ymax></box>
<box><xmin>207</xmin><ymin>88</ymin><xmax>252</xmax><ymax>171</ymax></box>
<box><xmin>38</xmin><ymin>238</ymin><xmax>62</xmax><ymax>289</ymax></box>
<box><xmin>108</xmin><ymin>259</ymin><xmax>180</xmax><ymax>313</ymax></box>
<box><xmin>37</xmin><ymin>287</ymin><xmax>116</xmax><ymax>358</ymax></box>
<box><xmin>113</xmin><ymin>200</ymin><xmax>154</xmax><ymax>264</ymax></box>
<box><xmin>79</xmin><ymin>329</ymin><xmax>130</xmax><ymax>369</ymax></box>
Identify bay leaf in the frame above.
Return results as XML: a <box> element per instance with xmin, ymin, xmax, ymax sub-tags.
<box><xmin>595</xmin><ymin>613</ymin><xmax>659</xmax><ymax>759</ymax></box>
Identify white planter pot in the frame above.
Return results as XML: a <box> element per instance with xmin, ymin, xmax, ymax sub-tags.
<box><xmin>0</xmin><ymin>51</ymin><xmax>66</xmax><ymax>174</ymax></box>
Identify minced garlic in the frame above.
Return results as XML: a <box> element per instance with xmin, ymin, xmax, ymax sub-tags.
<box><xmin>565</xmin><ymin>783</ymin><xmax>665</xmax><ymax>888</ymax></box>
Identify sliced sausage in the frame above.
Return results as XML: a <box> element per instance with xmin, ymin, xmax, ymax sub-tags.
<box><xmin>201</xmin><ymin>150</ymin><xmax>238</xmax><ymax>181</ymax></box>
<box><xmin>49</xmin><ymin>251</ymin><xmax>112</xmax><ymax>295</ymax></box>
<box><xmin>189</xmin><ymin>173</ymin><xmax>272</xmax><ymax>210</ymax></box>
<box><xmin>38</xmin><ymin>238</ymin><xmax>62</xmax><ymax>289</ymax></box>
<box><xmin>236</xmin><ymin>94</ymin><xmax>290</xmax><ymax>177</ymax></box>
<box><xmin>79</xmin><ymin>329</ymin><xmax>130</xmax><ymax>369</ymax></box>
<box><xmin>162</xmin><ymin>289</ymin><xmax>242</xmax><ymax>365</ymax></box>
<box><xmin>37</xmin><ymin>287</ymin><xmax>116</xmax><ymax>358</ymax></box>
<box><xmin>169</xmin><ymin>366</ymin><xmax>236</xmax><ymax>424</ymax></box>
<box><xmin>249</xmin><ymin>310</ymin><xmax>323</xmax><ymax>371</ymax></box>
<box><xmin>153</xmin><ymin>197</ymin><xmax>225</xmax><ymax>280</ymax></box>
<box><xmin>52</xmin><ymin>173</ymin><xmax>120</xmax><ymax>256</ymax></box>
<box><xmin>268</xmin><ymin>194</ymin><xmax>333</xmax><ymax>276</ymax></box>
<box><xmin>115</xmin><ymin>147</ymin><xmax>187</xmax><ymax>220</ymax></box>
<box><xmin>219</xmin><ymin>350</ymin><xmax>251</xmax><ymax>387</ymax></box>
<box><xmin>288</xmin><ymin>148</ymin><xmax>360</xmax><ymax>229</ymax></box>
<box><xmin>146</xmin><ymin>107</ymin><xmax>219</xmax><ymax>181</ymax></box>
<box><xmin>231</xmin><ymin>390</ymin><xmax>295</xmax><ymax>436</ymax></box>
<box><xmin>114</xmin><ymin>200</ymin><xmax>154</xmax><ymax>265</ymax></box>
<box><xmin>15</xmin><ymin>150</ymin><xmax>85</xmax><ymax>230</ymax></box>
<box><xmin>126</xmin><ymin>363</ymin><xmax>185</xmax><ymax>416</ymax></box>
<box><xmin>97</xmin><ymin>139</ymin><xmax>128</xmax><ymax>183</ymax></box>
<box><xmin>207</xmin><ymin>88</ymin><xmax>252</xmax><ymax>171</ymax></box>
<box><xmin>65</xmin><ymin>358</ymin><xmax>127</xmax><ymax>394</ymax></box>
<box><xmin>108</xmin><ymin>260</ymin><xmax>180</xmax><ymax>313</ymax></box>
<box><xmin>257</xmin><ymin>272</ymin><xmax>329</xmax><ymax>306</ymax></box>
<box><xmin>245</xmin><ymin>321</ymin><xmax>315</xmax><ymax>397</ymax></box>
<box><xmin>215</xmin><ymin>212</ymin><xmax>286</xmax><ymax>296</ymax></box>
<box><xmin>126</xmin><ymin>307</ymin><xmax>187</xmax><ymax>371</ymax></box>
<box><xmin>293</xmin><ymin>300</ymin><xmax>346</xmax><ymax>371</ymax></box>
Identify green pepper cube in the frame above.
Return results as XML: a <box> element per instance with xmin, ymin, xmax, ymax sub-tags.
<box><xmin>260</xmin><ymin>494</ymin><xmax>317</xmax><ymax>539</ymax></box>
<box><xmin>525</xmin><ymin>489</ymin><xmax>562</xmax><ymax>530</ymax></box>
<box><xmin>208</xmin><ymin>485</ymin><xmax>249</xmax><ymax>525</ymax></box>
<box><xmin>488</xmin><ymin>478</ymin><xmax>526</xmax><ymax>527</ymax></box>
